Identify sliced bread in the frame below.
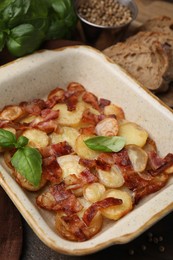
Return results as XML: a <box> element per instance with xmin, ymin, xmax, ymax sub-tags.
<box><xmin>104</xmin><ymin>39</ymin><xmax>170</xmax><ymax>92</ymax></box>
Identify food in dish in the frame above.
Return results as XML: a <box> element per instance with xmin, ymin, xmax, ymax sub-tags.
<box><xmin>0</xmin><ymin>82</ymin><xmax>173</xmax><ymax>242</ymax></box>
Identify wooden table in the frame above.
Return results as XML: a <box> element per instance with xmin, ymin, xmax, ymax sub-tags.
<box><xmin>1</xmin><ymin>1</ymin><xmax>173</xmax><ymax>260</ymax></box>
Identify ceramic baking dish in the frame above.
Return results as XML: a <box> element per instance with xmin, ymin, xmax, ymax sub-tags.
<box><xmin>0</xmin><ymin>46</ymin><xmax>173</xmax><ymax>256</ymax></box>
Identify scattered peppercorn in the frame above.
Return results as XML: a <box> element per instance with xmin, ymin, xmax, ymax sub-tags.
<box><xmin>77</xmin><ymin>0</ymin><xmax>132</xmax><ymax>27</ymax></box>
<box><xmin>128</xmin><ymin>248</ymin><xmax>135</xmax><ymax>255</ymax></box>
<box><xmin>159</xmin><ymin>245</ymin><xmax>165</xmax><ymax>253</ymax></box>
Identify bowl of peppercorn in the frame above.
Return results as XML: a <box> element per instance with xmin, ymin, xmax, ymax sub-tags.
<box><xmin>74</xmin><ymin>0</ymin><xmax>138</xmax><ymax>42</ymax></box>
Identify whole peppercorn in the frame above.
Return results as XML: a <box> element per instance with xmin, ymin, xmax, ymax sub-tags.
<box><xmin>78</xmin><ymin>0</ymin><xmax>133</xmax><ymax>27</ymax></box>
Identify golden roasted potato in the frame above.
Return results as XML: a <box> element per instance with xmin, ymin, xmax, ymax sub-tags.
<box><xmin>52</xmin><ymin>102</ymin><xmax>85</xmax><ymax>127</ymax></box>
<box><xmin>104</xmin><ymin>104</ymin><xmax>125</xmax><ymax>119</ymax></box>
<box><xmin>57</xmin><ymin>154</ymin><xmax>85</xmax><ymax>179</ymax></box>
<box><xmin>101</xmin><ymin>189</ymin><xmax>133</xmax><ymax>220</ymax></box>
<box><xmin>118</xmin><ymin>121</ymin><xmax>148</xmax><ymax>147</ymax></box>
<box><xmin>0</xmin><ymin>105</ymin><xmax>23</xmax><ymax>121</ymax></box>
<box><xmin>75</xmin><ymin>134</ymin><xmax>100</xmax><ymax>159</ymax></box>
<box><xmin>13</xmin><ymin>170</ymin><xmax>47</xmax><ymax>191</ymax></box>
<box><xmin>83</xmin><ymin>182</ymin><xmax>106</xmax><ymax>203</ymax></box>
<box><xmin>22</xmin><ymin>129</ymin><xmax>49</xmax><ymax>148</ymax></box>
<box><xmin>49</xmin><ymin>126</ymin><xmax>79</xmax><ymax>152</ymax></box>
<box><xmin>55</xmin><ymin>210</ymin><xmax>103</xmax><ymax>242</ymax></box>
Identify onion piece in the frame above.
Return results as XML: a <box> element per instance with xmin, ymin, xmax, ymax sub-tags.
<box><xmin>126</xmin><ymin>145</ymin><xmax>148</xmax><ymax>172</ymax></box>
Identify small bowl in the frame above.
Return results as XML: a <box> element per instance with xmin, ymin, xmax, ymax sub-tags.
<box><xmin>74</xmin><ymin>0</ymin><xmax>138</xmax><ymax>42</ymax></box>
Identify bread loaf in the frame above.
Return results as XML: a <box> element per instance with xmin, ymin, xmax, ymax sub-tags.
<box><xmin>104</xmin><ymin>39</ymin><xmax>170</xmax><ymax>92</ymax></box>
<box><xmin>124</xmin><ymin>31</ymin><xmax>173</xmax><ymax>85</ymax></box>
<box><xmin>140</xmin><ymin>16</ymin><xmax>173</xmax><ymax>36</ymax></box>
<box><xmin>103</xmin><ymin>16</ymin><xmax>173</xmax><ymax>93</ymax></box>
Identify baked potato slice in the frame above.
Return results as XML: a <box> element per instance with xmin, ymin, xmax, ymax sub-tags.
<box><xmin>118</xmin><ymin>121</ymin><xmax>148</xmax><ymax>147</ymax></box>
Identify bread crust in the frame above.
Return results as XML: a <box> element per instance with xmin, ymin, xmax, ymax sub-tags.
<box><xmin>104</xmin><ymin>16</ymin><xmax>173</xmax><ymax>93</ymax></box>
<box><xmin>104</xmin><ymin>39</ymin><xmax>170</xmax><ymax>92</ymax></box>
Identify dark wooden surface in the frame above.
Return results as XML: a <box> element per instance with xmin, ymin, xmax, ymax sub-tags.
<box><xmin>20</xmin><ymin>210</ymin><xmax>173</xmax><ymax>260</ymax></box>
<box><xmin>0</xmin><ymin>187</ymin><xmax>23</xmax><ymax>260</ymax></box>
<box><xmin>1</xmin><ymin>181</ymin><xmax>173</xmax><ymax>260</ymax></box>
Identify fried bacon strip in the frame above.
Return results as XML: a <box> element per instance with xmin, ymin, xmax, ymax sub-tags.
<box><xmin>134</xmin><ymin>173</ymin><xmax>169</xmax><ymax>204</ymax></box>
<box><xmin>149</xmin><ymin>153</ymin><xmax>173</xmax><ymax>175</ymax></box>
<box><xmin>42</xmin><ymin>157</ymin><xmax>62</xmax><ymax>183</ymax></box>
<box><xmin>39</xmin><ymin>141</ymin><xmax>73</xmax><ymax>158</ymax></box>
<box><xmin>66</xmin><ymin>82</ymin><xmax>85</xmax><ymax>96</ymax></box>
<box><xmin>99</xmin><ymin>98</ymin><xmax>111</xmax><ymax>110</ymax></box>
<box><xmin>82</xmin><ymin>91</ymin><xmax>100</xmax><ymax>111</ymax></box>
<box><xmin>148</xmin><ymin>151</ymin><xmax>166</xmax><ymax>170</ymax></box>
<box><xmin>64</xmin><ymin>82</ymin><xmax>86</xmax><ymax>111</ymax></box>
<box><xmin>64</xmin><ymin>169</ymin><xmax>98</xmax><ymax>190</ymax></box>
<box><xmin>81</xmin><ymin>109</ymin><xmax>99</xmax><ymax>125</ymax></box>
<box><xmin>36</xmin><ymin>183</ymin><xmax>83</xmax><ymax>214</ymax></box>
<box><xmin>60</xmin><ymin>214</ymin><xmax>88</xmax><ymax>241</ymax></box>
<box><xmin>83</xmin><ymin>197</ymin><xmax>122</xmax><ymax>226</ymax></box>
<box><xmin>20</xmin><ymin>99</ymin><xmax>46</xmax><ymax>115</ymax></box>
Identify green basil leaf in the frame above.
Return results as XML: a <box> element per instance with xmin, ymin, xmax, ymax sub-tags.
<box><xmin>0</xmin><ymin>0</ymin><xmax>14</xmax><ymax>12</ymax></box>
<box><xmin>15</xmin><ymin>135</ymin><xmax>28</xmax><ymax>148</ymax></box>
<box><xmin>7</xmin><ymin>23</ymin><xmax>44</xmax><ymax>57</ymax></box>
<box><xmin>84</xmin><ymin>136</ymin><xmax>126</xmax><ymax>153</ymax></box>
<box><xmin>0</xmin><ymin>129</ymin><xmax>16</xmax><ymax>147</ymax></box>
<box><xmin>23</xmin><ymin>0</ymin><xmax>48</xmax><ymax>33</ymax></box>
<box><xmin>11</xmin><ymin>147</ymin><xmax>42</xmax><ymax>187</ymax></box>
<box><xmin>46</xmin><ymin>0</ymin><xmax>77</xmax><ymax>40</ymax></box>
<box><xmin>2</xmin><ymin>0</ymin><xmax>31</xmax><ymax>28</ymax></box>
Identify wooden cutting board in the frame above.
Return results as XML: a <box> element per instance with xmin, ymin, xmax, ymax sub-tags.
<box><xmin>135</xmin><ymin>0</ymin><xmax>173</xmax><ymax>25</ymax></box>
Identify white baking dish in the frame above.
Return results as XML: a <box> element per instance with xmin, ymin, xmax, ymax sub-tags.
<box><xmin>0</xmin><ymin>46</ymin><xmax>173</xmax><ymax>255</ymax></box>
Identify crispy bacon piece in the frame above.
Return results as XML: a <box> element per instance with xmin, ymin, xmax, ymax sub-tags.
<box><xmin>79</xmin><ymin>126</ymin><xmax>96</xmax><ymax>135</ymax></box>
<box><xmin>79</xmin><ymin>158</ymin><xmax>96</xmax><ymax>169</ymax></box>
<box><xmin>36</xmin><ymin>183</ymin><xmax>83</xmax><ymax>214</ymax></box>
<box><xmin>148</xmin><ymin>151</ymin><xmax>166</xmax><ymax>170</ymax></box>
<box><xmin>28</xmin><ymin>109</ymin><xmax>59</xmax><ymax>133</ymax></box>
<box><xmin>34</xmin><ymin>120</ymin><xmax>59</xmax><ymax>133</ymax></box>
<box><xmin>64</xmin><ymin>83</ymin><xmax>86</xmax><ymax>111</ymax></box>
<box><xmin>149</xmin><ymin>153</ymin><xmax>173</xmax><ymax>175</ymax></box>
<box><xmin>99</xmin><ymin>98</ymin><xmax>111</xmax><ymax>110</ymax></box>
<box><xmin>39</xmin><ymin>141</ymin><xmax>73</xmax><ymax>158</ymax></box>
<box><xmin>95</xmin><ymin>152</ymin><xmax>123</xmax><ymax>171</ymax></box>
<box><xmin>65</xmin><ymin>93</ymin><xmax>78</xmax><ymax>111</ymax></box>
<box><xmin>81</xmin><ymin>109</ymin><xmax>98</xmax><ymax>125</ymax></box>
<box><xmin>122</xmin><ymin>168</ymin><xmax>169</xmax><ymax>204</ymax></box>
<box><xmin>60</xmin><ymin>214</ymin><xmax>88</xmax><ymax>241</ymax></box>
<box><xmin>65</xmin><ymin>169</ymin><xmax>98</xmax><ymax>190</ymax></box>
<box><xmin>134</xmin><ymin>173</ymin><xmax>169</xmax><ymax>204</ymax></box>
<box><xmin>0</xmin><ymin>120</ymin><xmax>10</xmax><ymax>128</ymax></box>
<box><xmin>42</xmin><ymin>157</ymin><xmax>62</xmax><ymax>183</ymax></box>
<box><xmin>66</xmin><ymin>82</ymin><xmax>86</xmax><ymax>96</ymax></box>
<box><xmin>48</xmin><ymin>87</ymin><xmax>65</xmax><ymax>100</ymax></box>
<box><xmin>113</xmin><ymin>149</ymin><xmax>132</xmax><ymax>167</ymax></box>
<box><xmin>46</xmin><ymin>88</ymin><xmax>65</xmax><ymax>108</ymax></box>
<box><xmin>82</xmin><ymin>91</ymin><xmax>100</xmax><ymax>111</ymax></box>
<box><xmin>83</xmin><ymin>197</ymin><xmax>122</xmax><ymax>226</ymax></box>
<box><xmin>20</xmin><ymin>99</ymin><xmax>46</xmax><ymax>115</ymax></box>
<box><xmin>40</xmin><ymin>109</ymin><xmax>59</xmax><ymax>121</ymax></box>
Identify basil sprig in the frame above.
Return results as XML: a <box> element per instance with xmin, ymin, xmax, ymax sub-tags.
<box><xmin>84</xmin><ymin>136</ymin><xmax>126</xmax><ymax>152</ymax></box>
<box><xmin>0</xmin><ymin>129</ymin><xmax>42</xmax><ymax>187</ymax></box>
